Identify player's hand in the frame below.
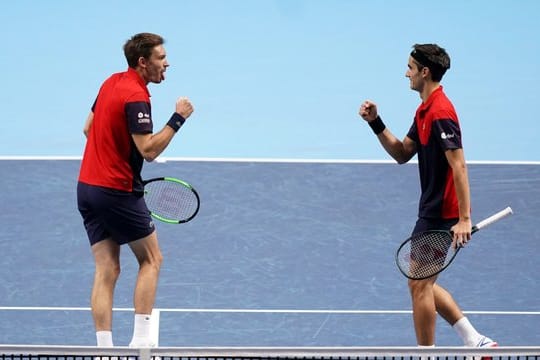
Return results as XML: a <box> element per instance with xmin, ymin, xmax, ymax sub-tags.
<box><xmin>450</xmin><ymin>219</ymin><xmax>472</xmax><ymax>249</ymax></box>
<box><xmin>359</xmin><ymin>100</ymin><xmax>378</xmax><ymax>122</ymax></box>
<box><xmin>176</xmin><ymin>97</ymin><xmax>194</xmax><ymax>119</ymax></box>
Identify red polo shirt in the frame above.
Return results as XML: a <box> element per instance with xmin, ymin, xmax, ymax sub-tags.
<box><xmin>407</xmin><ymin>86</ymin><xmax>463</xmax><ymax>219</ymax></box>
<box><xmin>79</xmin><ymin>68</ymin><xmax>153</xmax><ymax>192</ymax></box>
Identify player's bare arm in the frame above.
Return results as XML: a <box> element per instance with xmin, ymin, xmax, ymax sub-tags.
<box><xmin>359</xmin><ymin>100</ymin><xmax>417</xmax><ymax>164</ymax></box>
<box><xmin>133</xmin><ymin>97</ymin><xmax>194</xmax><ymax>162</ymax></box>
<box><xmin>446</xmin><ymin>148</ymin><xmax>473</xmax><ymax>248</ymax></box>
<box><xmin>83</xmin><ymin>112</ymin><xmax>94</xmax><ymax>138</ymax></box>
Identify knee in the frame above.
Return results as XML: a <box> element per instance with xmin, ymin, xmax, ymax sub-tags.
<box><xmin>96</xmin><ymin>263</ymin><xmax>121</xmax><ymax>284</ymax></box>
<box><xmin>408</xmin><ymin>278</ymin><xmax>430</xmax><ymax>298</ymax></box>
<box><xmin>154</xmin><ymin>251</ymin><xmax>163</xmax><ymax>270</ymax></box>
<box><xmin>143</xmin><ymin>250</ymin><xmax>163</xmax><ymax>272</ymax></box>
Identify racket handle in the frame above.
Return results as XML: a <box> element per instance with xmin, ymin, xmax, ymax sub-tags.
<box><xmin>473</xmin><ymin>206</ymin><xmax>513</xmax><ymax>232</ymax></box>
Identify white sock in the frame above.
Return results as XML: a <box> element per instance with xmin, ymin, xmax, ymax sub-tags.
<box><xmin>418</xmin><ymin>344</ymin><xmax>435</xmax><ymax>360</ymax></box>
<box><xmin>130</xmin><ymin>314</ymin><xmax>152</xmax><ymax>346</ymax></box>
<box><xmin>453</xmin><ymin>317</ymin><xmax>482</xmax><ymax>346</ymax></box>
<box><xmin>96</xmin><ymin>331</ymin><xmax>113</xmax><ymax>347</ymax></box>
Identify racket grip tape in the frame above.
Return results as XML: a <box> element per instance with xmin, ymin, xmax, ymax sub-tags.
<box><xmin>474</xmin><ymin>206</ymin><xmax>513</xmax><ymax>232</ymax></box>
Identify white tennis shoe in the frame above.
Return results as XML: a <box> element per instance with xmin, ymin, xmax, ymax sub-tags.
<box><xmin>467</xmin><ymin>336</ymin><xmax>498</xmax><ymax>360</ymax></box>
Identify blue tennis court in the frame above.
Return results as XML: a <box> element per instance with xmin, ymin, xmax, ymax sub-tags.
<box><xmin>0</xmin><ymin>159</ymin><xmax>538</xmax><ymax>347</ymax></box>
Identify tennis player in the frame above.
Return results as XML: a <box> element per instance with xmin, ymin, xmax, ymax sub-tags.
<box><xmin>359</xmin><ymin>44</ymin><xmax>497</xmax><ymax>351</ymax></box>
<box><xmin>77</xmin><ymin>33</ymin><xmax>194</xmax><ymax>348</ymax></box>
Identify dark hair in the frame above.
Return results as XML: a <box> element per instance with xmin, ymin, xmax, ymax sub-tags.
<box><xmin>410</xmin><ymin>44</ymin><xmax>450</xmax><ymax>82</ymax></box>
<box><xmin>123</xmin><ymin>33</ymin><xmax>165</xmax><ymax>68</ymax></box>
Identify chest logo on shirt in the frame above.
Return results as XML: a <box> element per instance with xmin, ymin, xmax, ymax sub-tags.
<box><xmin>441</xmin><ymin>132</ymin><xmax>455</xmax><ymax>140</ymax></box>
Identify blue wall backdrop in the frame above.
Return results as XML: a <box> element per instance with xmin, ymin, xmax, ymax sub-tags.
<box><xmin>0</xmin><ymin>0</ymin><xmax>538</xmax><ymax>161</ymax></box>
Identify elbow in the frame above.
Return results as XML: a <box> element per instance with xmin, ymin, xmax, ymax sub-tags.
<box><xmin>140</xmin><ymin>150</ymin><xmax>159</xmax><ymax>162</ymax></box>
<box><xmin>136</xmin><ymin>143</ymin><xmax>159</xmax><ymax>162</ymax></box>
<box><xmin>143</xmin><ymin>154</ymin><xmax>157</xmax><ymax>162</ymax></box>
<box><xmin>395</xmin><ymin>154</ymin><xmax>414</xmax><ymax>165</ymax></box>
<box><xmin>133</xmin><ymin>135</ymin><xmax>164</xmax><ymax>162</ymax></box>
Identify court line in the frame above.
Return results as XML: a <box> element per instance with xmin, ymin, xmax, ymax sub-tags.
<box><xmin>1</xmin><ymin>344</ymin><xmax>539</xmax><ymax>358</ymax></box>
<box><xmin>0</xmin><ymin>155</ymin><xmax>539</xmax><ymax>165</ymax></box>
<box><xmin>0</xmin><ymin>306</ymin><xmax>538</xmax><ymax>315</ymax></box>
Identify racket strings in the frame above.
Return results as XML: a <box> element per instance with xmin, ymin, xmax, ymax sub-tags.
<box><xmin>398</xmin><ymin>231</ymin><xmax>455</xmax><ymax>279</ymax></box>
<box><xmin>145</xmin><ymin>180</ymin><xmax>198</xmax><ymax>221</ymax></box>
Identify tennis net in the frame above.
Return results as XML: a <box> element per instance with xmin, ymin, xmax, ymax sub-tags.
<box><xmin>1</xmin><ymin>345</ymin><xmax>539</xmax><ymax>360</ymax></box>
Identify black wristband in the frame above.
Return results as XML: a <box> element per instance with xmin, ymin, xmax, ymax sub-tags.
<box><xmin>167</xmin><ymin>113</ymin><xmax>186</xmax><ymax>132</ymax></box>
<box><xmin>368</xmin><ymin>116</ymin><xmax>386</xmax><ymax>135</ymax></box>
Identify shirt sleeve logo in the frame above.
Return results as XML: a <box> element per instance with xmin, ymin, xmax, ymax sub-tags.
<box><xmin>137</xmin><ymin>112</ymin><xmax>151</xmax><ymax>124</ymax></box>
<box><xmin>441</xmin><ymin>132</ymin><xmax>455</xmax><ymax>140</ymax></box>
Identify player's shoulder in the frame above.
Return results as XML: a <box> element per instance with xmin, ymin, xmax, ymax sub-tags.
<box><xmin>99</xmin><ymin>71</ymin><xmax>131</xmax><ymax>93</ymax></box>
<box><xmin>431</xmin><ymin>93</ymin><xmax>457</xmax><ymax>120</ymax></box>
<box><xmin>102</xmin><ymin>70</ymin><xmax>126</xmax><ymax>83</ymax></box>
<box><xmin>107</xmin><ymin>71</ymin><xmax>149</xmax><ymax>102</ymax></box>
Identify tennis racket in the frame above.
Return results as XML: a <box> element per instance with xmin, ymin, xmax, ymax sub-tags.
<box><xmin>396</xmin><ymin>206</ymin><xmax>513</xmax><ymax>280</ymax></box>
<box><xmin>143</xmin><ymin>177</ymin><xmax>200</xmax><ymax>224</ymax></box>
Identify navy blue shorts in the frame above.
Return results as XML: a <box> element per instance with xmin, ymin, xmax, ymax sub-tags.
<box><xmin>412</xmin><ymin>217</ymin><xmax>458</xmax><ymax>235</ymax></box>
<box><xmin>77</xmin><ymin>182</ymin><xmax>155</xmax><ymax>246</ymax></box>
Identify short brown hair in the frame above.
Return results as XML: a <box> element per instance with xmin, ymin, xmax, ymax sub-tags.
<box><xmin>410</xmin><ymin>44</ymin><xmax>451</xmax><ymax>82</ymax></box>
<box><xmin>123</xmin><ymin>33</ymin><xmax>165</xmax><ymax>68</ymax></box>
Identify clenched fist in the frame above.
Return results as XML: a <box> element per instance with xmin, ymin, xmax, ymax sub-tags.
<box><xmin>176</xmin><ymin>97</ymin><xmax>194</xmax><ymax>119</ymax></box>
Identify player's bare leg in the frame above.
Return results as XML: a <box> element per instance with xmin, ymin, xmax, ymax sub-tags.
<box><xmin>409</xmin><ymin>277</ymin><xmax>438</xmax><ymax>345</ymax></box>
<box><xmin>128</xmin><ymin>231</ymin><xmax>163</xmax><ymax>314</ymax></box>
<box><xmin>127</xmin><ymin>231</ymin><xmax>163</xmax><ymax>347</ymax></box>
<box><xmin>433</xmin><ymin>283</ymin><xmax>464</xmax><ymax>324</ymax></box>
<box><xmin>91</xmin><ymin>238</ymin><xmax>121</xmax><ymax>331</ymax></box>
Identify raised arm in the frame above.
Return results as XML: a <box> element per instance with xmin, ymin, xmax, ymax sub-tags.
<box><xmin>359</xmin><ymin>100</ymin><xmax>416</xmax><ymax>164</ymax></box>
<box><xmin>132</xmin><ymin>97</ymin><xmax>194</xmax><ymax>162</ymax></box>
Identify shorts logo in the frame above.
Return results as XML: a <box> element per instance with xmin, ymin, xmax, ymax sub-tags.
<box><xmin>149</xmin><ymin>220</ymin><xmax>155</xmax><ymax>229</ymax></box>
